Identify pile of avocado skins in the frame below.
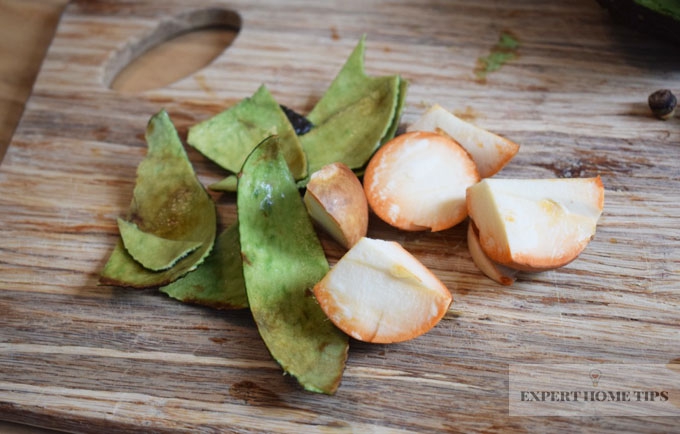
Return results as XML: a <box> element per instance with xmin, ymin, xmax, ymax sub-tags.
<box><xmin>100</xmin><ymin>37</ymin><xmax>407</xmax><ymax>394</ymax></box>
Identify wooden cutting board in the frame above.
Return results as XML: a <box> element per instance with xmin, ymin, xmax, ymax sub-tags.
<box><xmin>1</xmin><ymin>0</ymin><xmax>679</xmax><ymax>432</ymax></box>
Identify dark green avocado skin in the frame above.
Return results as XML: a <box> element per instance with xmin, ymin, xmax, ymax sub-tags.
<box><xmin>596</xmin><ymin>0</ymin><xmax>680</xmax><ymax>46</ymax></box>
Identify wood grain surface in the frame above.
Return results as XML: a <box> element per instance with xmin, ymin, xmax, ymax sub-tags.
<box><xmin>1</xmin><ymin>0</ymin><xmax>679</xmax><ymax>432</ymax></box>
<box><xmin>0</xmin><ymin>0</ymin><xmax>67</xmax><ymax>163</ymax></box>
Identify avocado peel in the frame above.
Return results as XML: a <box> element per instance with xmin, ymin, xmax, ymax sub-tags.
<box><xmin>100</xmin><ymin>110</ymin><xmax>217</xmax><ymax>288</ymax></box>
<box><xmin>237</xmin><ymin>136</ymin><xmax>349</xmax><ymax>394</ymax></box>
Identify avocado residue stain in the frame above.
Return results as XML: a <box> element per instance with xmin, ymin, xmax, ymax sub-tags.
<box><xmin>474</xmin><ymin>30</ymin><xmax>520</xmax><ymax>83</ymax></box>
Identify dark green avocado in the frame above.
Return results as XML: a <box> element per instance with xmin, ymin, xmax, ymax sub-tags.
<box><xmin>596</xmin><ymin>0</ymin><xmax>680</xmax><ymax>45</ymax></box>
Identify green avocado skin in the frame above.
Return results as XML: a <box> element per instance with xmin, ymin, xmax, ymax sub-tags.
<box><xmin>299</xmin><ymin>36</ymin><xmax>405</xmax><ymax>178</ymax></box>
<box><xmin>237</xmin><ymin>136</ymin><xmax>349</xmax><ymax>394</ymax></box>
<box><xmin>100</xmin><ymin>110</ymin><xmax>216</xmax><ymax>288</ymax></box>
<box><xmin>597</xmin><ymin>0</ymin><xmax>680</xmax><ymax>45</ymax></box>
<box><xmin>634</xmin><ymin>0</ymin><xmax>680</xmax><ymax>19</ymax></box>
<box><xmin>160</xmin><ymin>222</ymin><xmax>248</xmax><ymax>310</ymax></box>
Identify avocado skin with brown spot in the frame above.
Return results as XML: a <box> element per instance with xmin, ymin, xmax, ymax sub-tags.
<box><xmin>99</xmin><ymin>110</ymin><xmax>216</xmax><ymax>288</ymax></box>
<box><xmin>237</xmin><ymin>136</ymin><xmax>348</xmax><ymax>394</ymax></box>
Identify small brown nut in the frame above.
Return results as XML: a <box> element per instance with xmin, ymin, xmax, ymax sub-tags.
<box><xmin>648</xmin><ymin>89</ymin><xmax>676</xmax><ymax>120</ymax></box>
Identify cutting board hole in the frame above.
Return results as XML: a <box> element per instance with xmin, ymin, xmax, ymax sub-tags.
<box><xmin>106</xmin><ymin>8</ymin><xmax>241</xmax><ymax>93</ymax></box>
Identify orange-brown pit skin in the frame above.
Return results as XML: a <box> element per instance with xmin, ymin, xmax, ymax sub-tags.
<box><xmin>363</xmin><ymin>131</ymin><xmax>480</xmax><ymax>232</ymax></box>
